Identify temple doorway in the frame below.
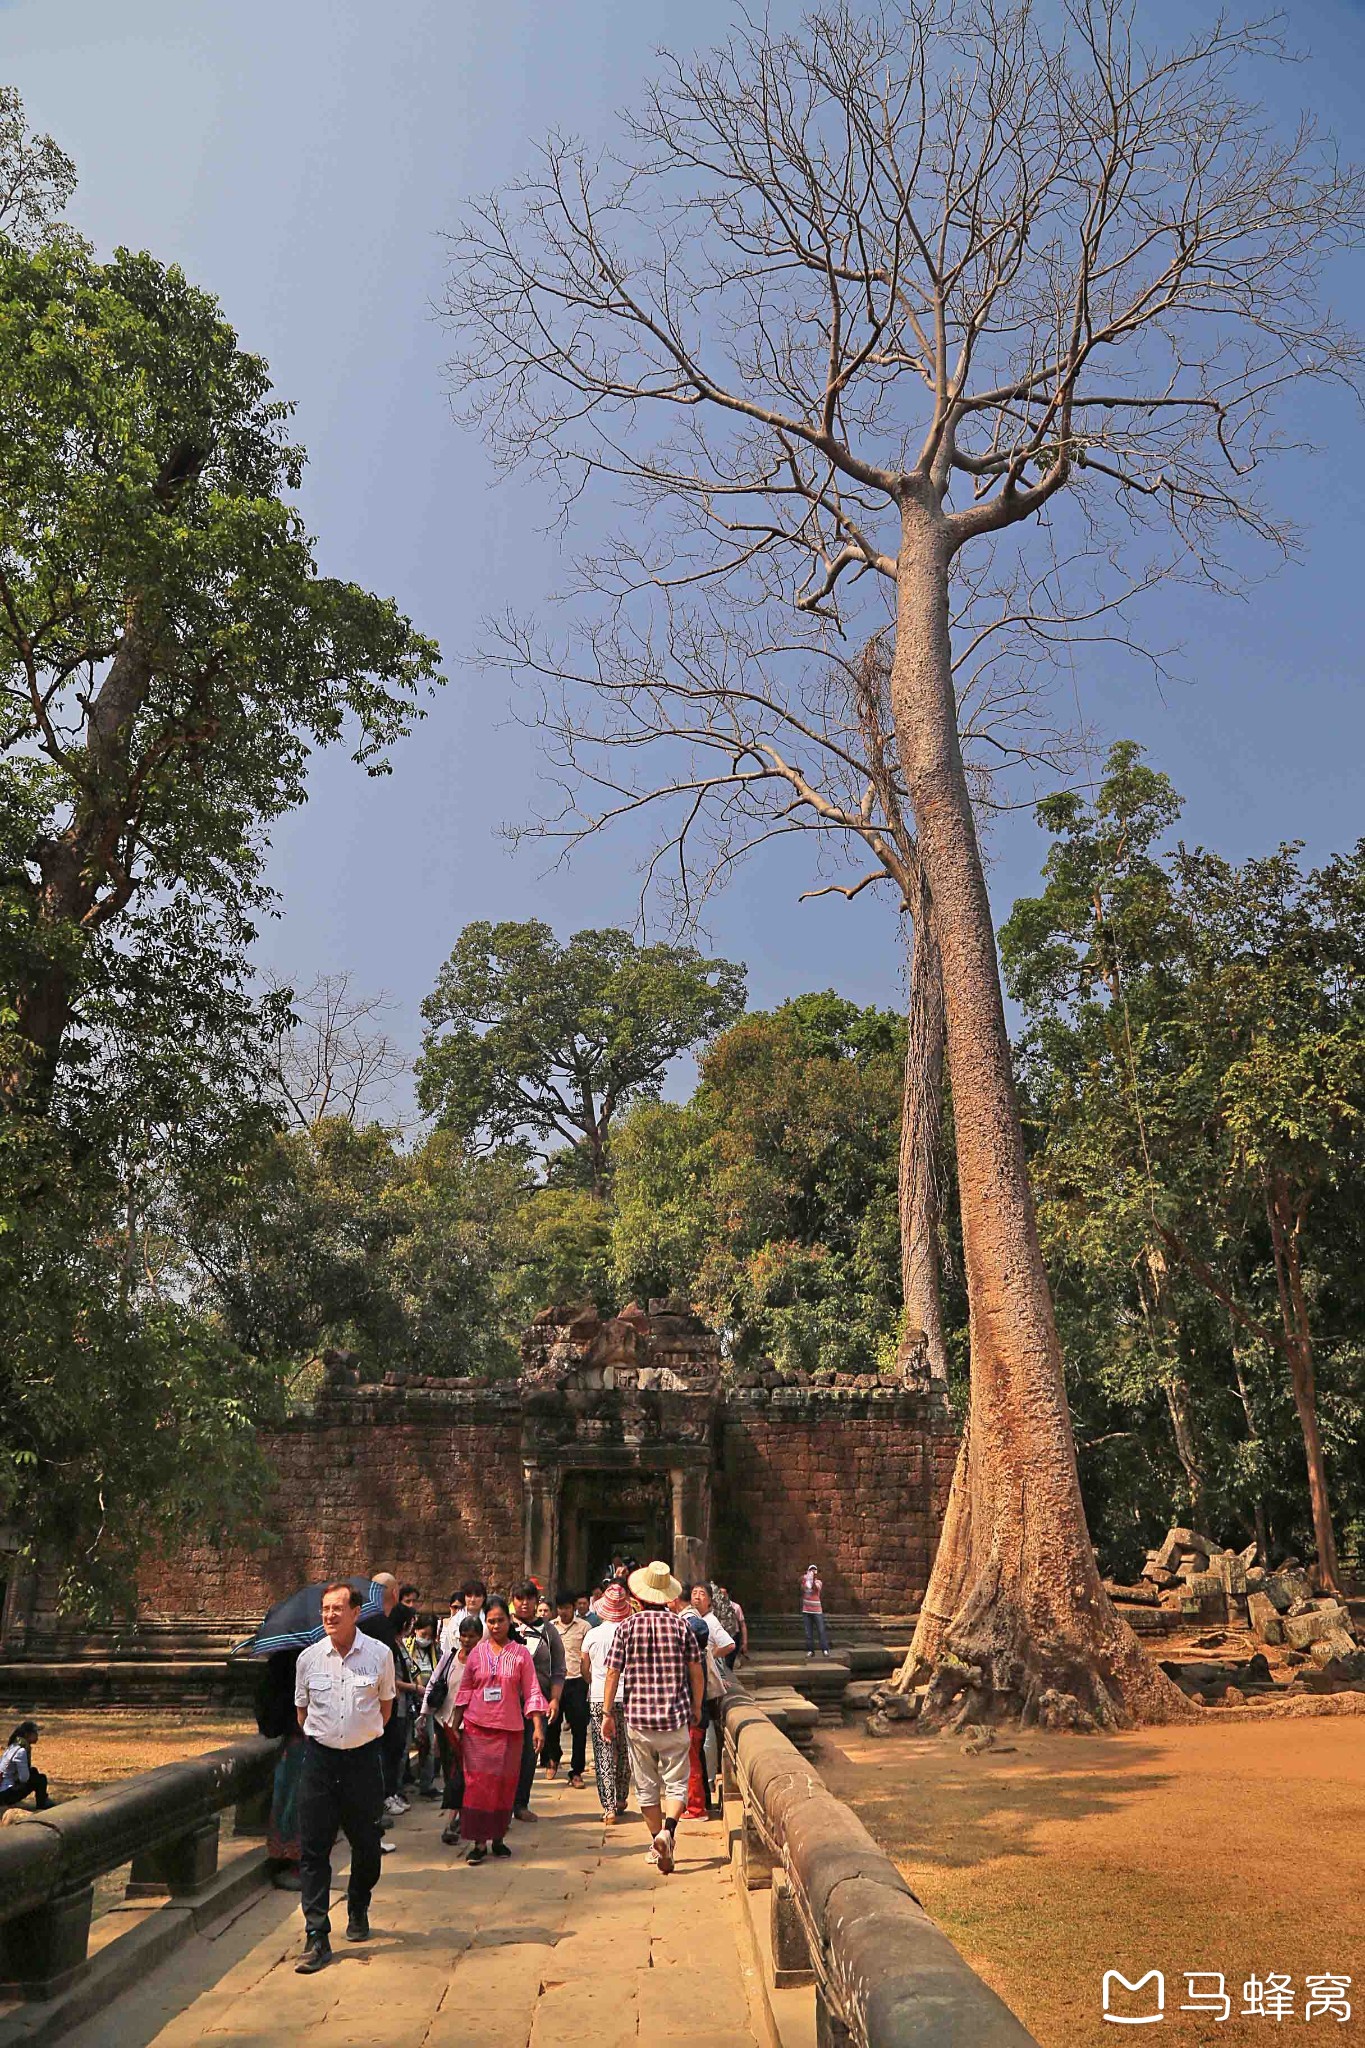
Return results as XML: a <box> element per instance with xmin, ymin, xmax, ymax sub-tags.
<box><xmin>557</xmin><ymin>1468</ymin><xmax>672</xmax><ymax>1594</ymax></box>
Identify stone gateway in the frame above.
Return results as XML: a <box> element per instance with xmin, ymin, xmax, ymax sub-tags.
<box><xmin>133</xmin><ymin>1303</ymin><xmax>957</xmax><ymax>1627</ymax></box>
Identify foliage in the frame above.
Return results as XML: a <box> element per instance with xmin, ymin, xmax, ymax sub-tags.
<box><xmin>0</xmin><ymin>192</ymin><xmax>441</xmax><ymax>1108</ymax></box>
<box><xmin>1002</xmin><ymin>743</ymin><xmax>1365</xmax><ymax>1574</ymax></box>
<box><xmin>613</xmin><ymin>993</ymin><xmax>908</xmax><ymax>1373</ymax></box>
<box><xmin>184</xmin><ymin>1122</ymin><xmax>536</xmax><ymax>1383</ymax></box>
<box><xmin>0</xmin><ymin>930</ymin><xmax>286</xmax><ymax>1617</ymax></box>
<box><xmin>417</xmin><ymin>920</ymin><xmax>745</xmax><ymax>1190</ymax></box>
<box><xmin>0</xmin><ymin>92</ymin><xmax>442</xmax><ymax>1610</ymax></box>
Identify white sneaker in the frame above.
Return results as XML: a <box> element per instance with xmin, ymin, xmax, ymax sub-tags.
<box><xmin>380</xmin><ymin>1839</ymin><xmax>397</xmax><ymax>1854</ymax></box>
<box><xmin>393</xmin><ymin>1796</ymin><xmax>411</xmax><ymax>1813</ymax></box>
<box><xmin>652</xmin><ymin>1829</ymin><xmax>674</xmax><ymax>1876</ymax></box>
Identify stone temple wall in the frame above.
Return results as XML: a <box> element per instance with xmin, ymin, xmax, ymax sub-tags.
<box><xmin>135</xmin><ymin>1307</ymin><xmax>958</xmax><ymax>1624</ymax></box>
<box><xmin>713</xmin><ymin>1387</ymin><xmax>958</xmax><ymax>1615</ymax></box>
<box><xmin>141</xmin><ymin>1391</ymin><xmax>528</xmax><ymax>1622</ymax></box>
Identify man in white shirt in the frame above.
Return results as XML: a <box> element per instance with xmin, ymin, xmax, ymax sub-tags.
<box><xmin>438</xmin><ymin>1578</ymin><xmax>487</xmax><ymax>1654</ymax></box>
<box><xmin>292</xmin><ymin>1581</ymin><xmax>396</xmax><ymax>1974</ymax></box>
<box><xmin>685</xmin><ymin>1584</ymin><xmax>735</xmax><ymax>1660</ymax></box>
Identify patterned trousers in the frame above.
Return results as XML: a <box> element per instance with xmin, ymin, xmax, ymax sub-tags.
<box><xmin>588</xmin><ymin>1701</ymin><xmax>632</xmax><ymax>1816</ymax></box>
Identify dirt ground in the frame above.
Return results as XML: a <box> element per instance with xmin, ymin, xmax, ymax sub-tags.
<box><xmin>7</xmin><ymin>1710</ymin><xmax>254</xmax><ymax>1804</ymax></box>
<box><xmin>816</xmin><ymin>1715</ymin><xmax>1365</xmax><ymax>2047</ymax></box>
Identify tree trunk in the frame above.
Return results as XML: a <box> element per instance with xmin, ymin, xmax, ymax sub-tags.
<box><xmin>898</xmin><ymin>872</ymin><xmax>950</xmax><ymax>1395</ymax></box>
<box><xmin>888</xmin><ymin>489</ymin><xmax>1185</xmax><ymax>1729</ymax></box>
<box><xmin>1230</xmin><ymin>1346</ymin><xmax>1270</xmax><ymax>1561</ymax></box>
<box><xmin>1</xmin><ymin>630</ymin><xmax>155</xmax><ymax>1117</ymax></box>
<box><xmin>1264</xmin><ymin>1174</ymin><xmax>1340</xmax><ymax>1591</ymax></box>
<box><xmin>1161</xmin><ymin>1376</ymin><xmax>1203</xmax><ymax>1521</ymax></box>
<box><xmin>1136</xmin><ymin>1247</ymin><xmax>1203</xmax><ymax>1519</ymax></box>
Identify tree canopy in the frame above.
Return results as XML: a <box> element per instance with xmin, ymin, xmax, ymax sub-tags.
<box><xmin>613</xmin><ymin>992</ymin><xmax>916</xmax><ymax>1375</ymax></box>
<box><xmin>0</xmin><ymin>92</ymin><xmax>442</xmax><ymax>1611</ymax></box>
<box><xmin>1003</xmin><ymin>744</ymin><xmax>1365</xmax><ymax>1583</ymax></box>
<box><xmin>417</xmin><ymin>920</ymin><xmax>746</xmax><ymax>1191</ymax></box>
<box><xmin>0</xmin><ymin>188</ymin><xmax>439</xmax><ymax>1110</ymax></box>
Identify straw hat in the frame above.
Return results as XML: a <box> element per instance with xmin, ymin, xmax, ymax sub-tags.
<box><xmin>628</xmin><ymin>1559</ymin><xmax>682</xmax><ymax>1605</ymax></box>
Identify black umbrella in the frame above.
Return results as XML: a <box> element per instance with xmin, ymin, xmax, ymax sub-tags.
<box><xmin>232</xmin><ymin>1577</ymin><xmax>385</xmax><ymax>1657</ymax></box>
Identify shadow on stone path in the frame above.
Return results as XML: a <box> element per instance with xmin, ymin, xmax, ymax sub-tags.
<box><xmin>61</xmin><ymin>1774</ymin><xmax>763</xmax><ymax>2048</ymax></box>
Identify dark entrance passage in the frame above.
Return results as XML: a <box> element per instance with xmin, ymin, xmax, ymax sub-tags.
<box><xmin>558</xmin><ymin>1469</ymin><xmax>671</xmax><ymax>1594</ymax></box>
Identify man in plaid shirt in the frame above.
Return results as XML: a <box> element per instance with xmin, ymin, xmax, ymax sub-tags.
<box><xmin>603</xmin><ymin>1560</ymin><xmax>704</xmax><ymax>1875</ymax></box>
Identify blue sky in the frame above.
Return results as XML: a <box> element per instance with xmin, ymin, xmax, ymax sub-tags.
<box><xmin>4</xmin><ymin>0</ymin><xmax>1363</xmax><ymax>1093</ymax></box>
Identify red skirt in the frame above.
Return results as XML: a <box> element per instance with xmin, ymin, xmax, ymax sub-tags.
<box><xmin>460</xmin><ymin>1722</ymin><xmax>523</xmax><ymax>1844</ymax></box>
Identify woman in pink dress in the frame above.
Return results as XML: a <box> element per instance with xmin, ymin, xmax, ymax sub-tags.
<box><xmin>450</xmin><ymin>1595</ymin><xmax>547</xmax><ymax>1863</ymax></box>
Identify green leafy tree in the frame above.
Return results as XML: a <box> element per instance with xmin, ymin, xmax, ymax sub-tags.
<box><xmin>0</xmin><ymin>923</ymin><xmax>286</xmax><ymax>1616</ymax></box>
<box><xmin>186</xmin><ymin>1122</ymin><xmax>539</xmax><ymax>1384</ymax></box>
<box><xmin>0</xmin><ymin>94</ymin><xmax>442</xmax><ymax>1610</ymax></box>
<box><xmin>0</xmin><ymin>104</ymin><xmax>440</xmax><ymax>1113</ymax></box>
<box><xmin>1003</xmin><ymin>745</ymin><xmax>1365</xmax><ymax>1587</ymax></box>
<box><xmin>613</xmin><ymin>993</ymin><xmax>915</xmax><ymax>1374</ymax></box>
<box><xmin>417</xmin><ymin>921</ymin><xmax>745</xmax><ymax>1193</ymax></box>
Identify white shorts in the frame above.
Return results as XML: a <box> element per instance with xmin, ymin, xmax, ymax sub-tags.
<box><xmin>626</xmin><ymin>1724</ymin><xmax>691</xmax><ymax>1807</ymax></box>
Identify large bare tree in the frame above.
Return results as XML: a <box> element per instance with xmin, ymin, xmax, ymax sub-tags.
<box><xmin>265</xmin><ymin>971</ymin><xmax>408</xmax><ymax>1131</ymax></box>
<box><xmin>445</xmin><ymin>0</ymin><xmax>1365</xmax><ymax>1726</ymax></box>
<box><xmin>494</xmin><ymin>576</ymin><xmax>1096</xmax><ymax>1392</ymax></box>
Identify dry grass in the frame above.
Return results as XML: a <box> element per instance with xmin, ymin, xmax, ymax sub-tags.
<box><xmin>0</xmin><ymin>1711</ymin><xmax>259</xmax><ymax>1923</ymax></box>
<box><xmin>817</xmin><ymin>1717</ymin><xmax>1365</xmax><ymax>2047</ymax></box>
<box><xmin>12</xmin><ymin>1710</ymin><xmax>254</xmax><ymax>1804</ymax></box>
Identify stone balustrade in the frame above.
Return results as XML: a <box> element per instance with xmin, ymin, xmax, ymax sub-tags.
<box><xmin>0</xmin><ymin>1735</ymin><xmax>280</xmax><ymax>2001</ymax></box>
<box><xmin>719</xmin><ymin>1685</ymin><xmax>1038</xmax><ymax>2047</ymax></box>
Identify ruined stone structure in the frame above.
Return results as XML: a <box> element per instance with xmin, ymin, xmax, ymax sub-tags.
<box><xmin>129</xmin><ymin>1304</ymin><xmax>956</xmax><ymax>1626</ymax></box>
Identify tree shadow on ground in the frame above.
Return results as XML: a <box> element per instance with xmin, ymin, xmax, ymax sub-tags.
<box><xmin>814</xmin><ymin>1730</ymin><xmax>1172</xmax><ymax>1874</ymax></box>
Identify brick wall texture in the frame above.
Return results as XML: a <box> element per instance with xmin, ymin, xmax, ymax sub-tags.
<box><xmin>714</xmin><ymin>1394</ymin><xmax>957</xmax><ymax>1614</ymax></box>
<box><xmin>138</xmin><ymin>1388</ymin><xmax>957</xmax><ymax>1621</ymax></box>
<box><xmin>141</xmin><ymin>1414</ymin><xmax>526</xmax><ymax>1622</ymax></box>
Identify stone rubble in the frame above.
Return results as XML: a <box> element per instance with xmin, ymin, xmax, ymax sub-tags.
<box><xmin>1113</xmin><ymin>1525</ymin><xmax>1365</xmax><ymax>1704</ymax></box>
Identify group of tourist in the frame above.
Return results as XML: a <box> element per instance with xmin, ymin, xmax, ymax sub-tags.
<box><xmin>280</xmin><ymin>1553</ymin><xmax>773</xmax><ymax>1976</ymax></box>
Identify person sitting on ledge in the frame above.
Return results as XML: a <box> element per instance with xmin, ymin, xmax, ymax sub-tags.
<box><xmin>0</xmin><ymin>1720</ymin><xmax>53</xmax><ymax>1811</ymax></box>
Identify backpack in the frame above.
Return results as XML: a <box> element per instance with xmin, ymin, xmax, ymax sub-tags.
<box><xmin>425</xmin><ymin>1645</ymin><xmax>457</xmax><ymax>1717</ymax></box>
<box><xmin>709</xmin><ymin>1583</ymin><xmax>739</xmax><ymax>1637</ymax></box>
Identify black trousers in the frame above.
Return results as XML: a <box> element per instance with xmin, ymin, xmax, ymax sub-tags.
<box><xmin>297</xmin><ymin>1736</ymin><xmax>384</xmax><ymax>1940</ymax></box>
<box><xmin>435</xmin><ymin>1722</ymin><xmax>464</xmax><ymax>1811</ymax></box>
<box><xmin>0</xmin><ymin>1769</ymin><xmax>49</xmax><ymax>1811</ymax></box>
<box><xmin>515</xmin><ymin>1718</ymin><xmax>537</xmax><ymax>1813</ymax></box>
<box><xmin>379</xmin><ymin>1709</ymin><xmax>407</xmax><ymax>1799</ymax></box>
<box><xmin>543</xmin><ymin>1676</ymin><xmax>589</xmax><ymax>1776</ymax></box>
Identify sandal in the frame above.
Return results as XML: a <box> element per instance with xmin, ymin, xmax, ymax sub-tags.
<box><xmin>568</xmin><ymin>1773</ymin><xmax>585</xmax><ymax>1788</ymax></box>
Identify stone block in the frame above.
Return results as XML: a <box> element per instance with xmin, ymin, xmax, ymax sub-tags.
<box><xmin>1158</xmin><ymin>1528</ymin><xmax>1210</xmax><ymax>1570</ymax></box>
<box><xmin>770</xmin><ymin>1870</ymin><xmax>815</xmax><ymax>1988</ymax></box>
<box><xmin>0</xmin><ymin>1880</ymin><xmax>94</xmax><ymax>1998</ymax></box>
<box><xmin>1283</xmin><ymin>1608</ymin><xmax>1340</xmax><ymax>1650</ymax></box>
<box><xmin>1213</xmin><ymin>1552</ymin><xmax>1247</xmax><ymax>1595</ymax></box>
<box><xmin>1264</xmin><ymin>1569</ymin><xmax>1309</xmax><ymax>1613</ymax></box>
<box><xmin>1247</xmin><ymin>1592</ymin><xmax>1284</xmax><ymax>1644</ymax></box>
<box><xmin>1308</xmin><ymin>1630</ymin><xmax>1359</xmax><ymax>1667</ymax></box>
<box><xmin>127</xmin><ymin>1815</ymin><xmax>220</xmax><ymax>1898</ymax></box>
